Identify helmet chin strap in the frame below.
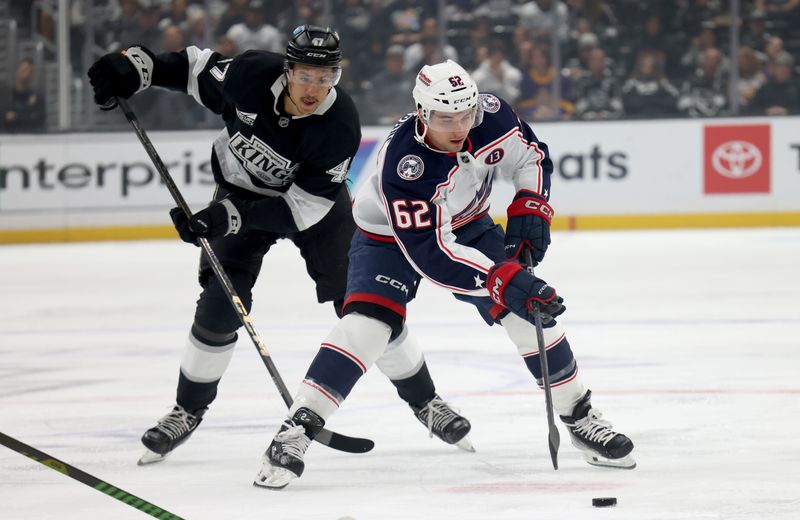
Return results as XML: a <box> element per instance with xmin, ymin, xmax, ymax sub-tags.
<box><xmin>413</xmin><ymin>113</ymin><xmax>429</xmax><ymax>146</ymax></box>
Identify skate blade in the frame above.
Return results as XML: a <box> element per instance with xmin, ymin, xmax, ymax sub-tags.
<box><xmin>138</xmin><ymin>448</ymin><xmax>168</xmax><ymax>466</ymax></box>
<box><xmin>582</xmin><ymin>452</ymin><xmax>636</xmax><ymax>469</ymax></box>
<box><xmin>455</xmin><ymin>435</ymin><xmax>476</xmax><ymax>453</ymax></box>
<box><xmin>253</xmin><ymin>466</ymin><xmax>298</xmax><ymax>490</ymax></box>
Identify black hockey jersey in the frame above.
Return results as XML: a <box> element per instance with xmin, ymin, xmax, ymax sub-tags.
<box><xmin>150</xmin><ymin>46</ymin><xmax>360</xmax><ymax>233</ymax></box>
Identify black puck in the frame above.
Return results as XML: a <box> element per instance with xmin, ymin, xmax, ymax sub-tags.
<box><xmin>592</xmin><ymin>497</ymin><xmax>617</xmax><ymax>507</ymax></box>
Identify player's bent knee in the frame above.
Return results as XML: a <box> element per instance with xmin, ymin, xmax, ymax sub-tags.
<box><xmin>323</xmin><ymin>312</ymin><xmax>393</xmax><ymax>369</ymax></box>
<box><xmin>375</xmin><ymin>326</ymin><xmax>425</xmax><ymax>380</ymax></box>
<box><xmin>195</xmin><ymin>269</ymin><xmax>255</xmax><ymax>334</ymax></box>
<box><xmin>342</xmin><ymin>300</ymin><xmax>404</xmax><ymax>340</ymax></box>
<box><xmin>501</xmin><ymin>312</ymin><xmax>566</xmax><ymax>356</ymax></box>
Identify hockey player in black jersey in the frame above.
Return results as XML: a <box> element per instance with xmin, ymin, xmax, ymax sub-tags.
<box><xmin>256</xmin><ymin>60</ymin><xmax>635</xmax><ymax>489</ymax></box>
<box><xmin>88</xmin><ymin>25</ymin><xmax>471</xmax><ymax>464</ymax></box>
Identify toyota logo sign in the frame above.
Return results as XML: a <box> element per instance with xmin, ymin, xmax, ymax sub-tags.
<box><xmin>711</xmin><ymin>140</ymin><xmax>762</xmax><ymax>179</ymax></box>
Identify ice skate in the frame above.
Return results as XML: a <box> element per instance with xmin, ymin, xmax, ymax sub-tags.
<box><xmin>411</xmin><ymin>394</ymin><xmax>474</xmax><ymax>452</ymax></box>
<box><xmin>138</xmin><ymin>405</ymin><xmax>206</xmax><ymax>465</ymax></box>
<box><xmin>254</xmin><ymin>407</ymin><xmax>325</xmax><ymax>490</ymax></box>
<box><xmin>559</xmin><ymin>390</ymin><xmax>635</xmax><ymax>469</ymax></box>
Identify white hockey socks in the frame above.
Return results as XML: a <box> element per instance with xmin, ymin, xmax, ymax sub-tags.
<box><xmin>500</xmin><ymin>313</ymin><xmax>587</xmax><ymax>415</ymax></box>
<box><xmin>179</xmin><ymin>330</ymin><xmax>236</xmax><ymax>384</ymax></box>
<box><xmin>290</xmin><ymin>313</ymin><xmax>391</xmax><ymax>421</ymax></box>
<box><xmin>375</xmin><ymin>325</ymin><xmax>425</xmax><ymax>380</ymax></box>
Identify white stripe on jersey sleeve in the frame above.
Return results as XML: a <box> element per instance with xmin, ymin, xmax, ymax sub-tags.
<box><xmin>280</xmin><ymin>184</ymin><xmax>335</xmax><ymax>231</ymax></box>
<box><xmin>511</xmin><ymin>131</ymin><xmax>546</xmax><ymax>195</ymax></box>
<box><xmin>186</xmin><ymin>46</ymin><xmax>215</xmax><ymax>107</ymax></box>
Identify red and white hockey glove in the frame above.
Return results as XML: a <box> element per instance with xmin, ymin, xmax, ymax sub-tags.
<box><xmin>504</xmin><ymin>190</ymin><xmax>553</xmax><ymax>266</ymax></box>
<box><xmin>487</xmin><ymin>262</ymin><xmax>565</xmax><ymax>325</ymax></box>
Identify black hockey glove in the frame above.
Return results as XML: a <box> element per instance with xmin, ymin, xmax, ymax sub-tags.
<box><xmin>504</xmin><ymin>190</ymin><xmax>553</xmax><ymax>266</ymax></box>
<box><xmin>170</xmin><ymin>198</ymin><xmax>244</xmax><ymax>244</ymax></box>
<box><xmin>487</xmin><ymin>262</ymin><xmax>565</xmax><ymax>325</ymax></box>
<box><xmin>87</xmin><ymin>46</ymin><xmax>154</xmax><ymax>109</ymax></box>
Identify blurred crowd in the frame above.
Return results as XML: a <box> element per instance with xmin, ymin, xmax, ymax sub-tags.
<box><xmin>2</xmin><ymin>0</ymin><xmax>800</xmax><ymax>132</ymax></box>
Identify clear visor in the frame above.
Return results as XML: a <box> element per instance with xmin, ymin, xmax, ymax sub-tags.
<box><xmin>425</xmin><ymin>105</ymin><xmax>481</xmax><ymax>132</ymax></box>
<box><xmin>286</xmin><ymin>66</ymin><xmax>342</xmax><ymax>88</ymax></box>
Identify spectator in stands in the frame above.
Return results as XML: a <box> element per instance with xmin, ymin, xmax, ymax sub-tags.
<box><xmin>736</xmin><ymin>46</ymin><xmax>767</xmax><ymax>109</ymax></box>
<box><xmin>514</xmin><ymin>0</ymin><xmax>570</xmax><ymax>43</ymax></box>
<box><xmin>131</xmin><ymin>3</ymin><xmax>162</xmax><ymax>49</ymax></box>
<box><xmin>628</xmin><ymin>12</ymin><xmax>682</xmax><ymax>79</ymax></box>
<box><xmin>403</xmin><ymin>17</ymin><xmax>458</xmax><ymax>73</ymax></box>
<box><xmin>764</xmin><ymin>36</ymin><xmax>788</xmax><ymax>68</ymax></box>
<box><xmin>0</xmin><ymin>59</ymin><xmax>46</xmax><ymax>133</ymax></box>
<box><xmin>215</xmin><ymin>35</ymin><xmax>239</xmax><ymax>56</ymax></box>
<box><xmin>107</xmin><ymin>0</ymin><xmax>143</xmax><ymax>51</ymax></box>
<box><xmin>755</xmin><ymin>0</ymin><xmax>800</xmax><ymax>17</ymax></box>
<box><xmin>511</xmin><ymin>25</ymin><xmax>535</xmax><ymax>69</ymax></box>
<box><xmin>566</xmin><ymin>0</ymin><xmax>618</xmax><ymax>41</ymax></box>
<box><xmin>215</xmin><ymin>0</ymin><xmax>249</xmax><ymax>38</ymax></box>
<box><xmin>679</xmin><ymin>22</ymin><xmax>721</xmax><ymax>79</ymax></box>
<box><xmin>740</xmin><ymin>9</ymin><xmax>772</xmax><ymax>55</ymax></box>
<box><xmin>459</xmin><ymin>15</ymin><xmax>492</xmax><ymax>72</ymax></box>
<box><xmin>565</xmin><ymin>32</ymin><xmax>599</xmax><ymax>78</ymax></box>
<box><xmin>362</xmin><ymin>45</ymin><xmax>415</xmax><ymax>125</ymax></box>
<box><xmin>573</xmin><ymin>47</ymin><xmax>623</xmax><ymax>120</ymax></box>
<box><xmin>160</xmin><ymin>24</ymin><xmax>185</xmax><ymax>54</ymax></box>
<box><xmin>748</xmin><ymin>51</ymin><xmax>800</xmax><ymax>115</ymax></box>
<box><xmin>622</xmin><ymin>50</ymin><xmax>680</xmax><ymax>118</ymax></box>
<box><xmin>516</xmin><ymin>45</ymin><xmax>575</xmax><ymax>121</ymax></box>
<box><xmin>471</xmin><ymin>40</ymin><xmax>523</xmax><ymax>104</ymax></box>
<box><xmin>677</xmin><ymin>47</ymin><xmax>728</xmax><ymax>117</ymax></box>
<box><xmin>184</xmin><ymin>6</ymin><xmax>210</xmax><ymax>49</ymax></box>
<box><xmin>161</xmin><ymin>0</ymin><xmax>189</xmax><ymax>32</ymax></box>
<box><xmin>226</xmin><ymin>0</ymin><xmax>282</xmax><ymax>53</ymax></box>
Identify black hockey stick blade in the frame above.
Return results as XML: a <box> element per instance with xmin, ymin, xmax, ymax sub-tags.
<box><xmin>524</xmin><ymin>250</ymin><xmax>560</xmax><ymax>470</ymax></box>
<box><xmin>315</xmin><ymin>428</ymin><xmax>374</xmax><ymax>453</ymax></box>
<box><xmin>0</xmin><ymin>432</ymin><xmax>185</xmax><ymax>519</ymax></box>
<box><xmin>115</xmin><ymin>98</ymin><xmax>374</xmax><ymax>454</ymax></box>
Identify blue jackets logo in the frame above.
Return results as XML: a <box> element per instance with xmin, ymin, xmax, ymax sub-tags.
<box><xmin>397</xmin><ymin>155</ymin><xmax>424</xmax><ymax>181</ymax></box>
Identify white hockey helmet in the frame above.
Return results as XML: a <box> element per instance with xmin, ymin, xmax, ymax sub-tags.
<box><xmin>412</xmin><ymin>60</ymin><xmax>482</xmax><ymax>136</ymax></box>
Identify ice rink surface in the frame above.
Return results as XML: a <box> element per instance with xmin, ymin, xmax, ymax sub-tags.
<box><xmin>1</xmin><ymin>227</ymin><xmax>799</xmax><ymax>520</ymax></box>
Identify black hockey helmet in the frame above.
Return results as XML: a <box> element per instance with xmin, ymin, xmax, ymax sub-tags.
<box><xmin>285</xmin><ymin>25</ymin><xmax>342</xmax><ymax>68</ymax></box>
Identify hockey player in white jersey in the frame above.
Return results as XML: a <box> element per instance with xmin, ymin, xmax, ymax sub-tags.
<box><xmin>255</xmin><ymin>60</ymin><xmax>635</xmax><ymax>489</ymax></box>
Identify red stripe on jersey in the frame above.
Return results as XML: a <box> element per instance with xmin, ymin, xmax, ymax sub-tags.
<box><xmin>358</xmin><ymin>227</ymin><xmax>396</xmax><ymax>242</ymax></box>
<box><xmin>516</xmin><ymin>131</ymin><xmax>545</xmax><ymax>194</ymax></box>
<box><xmin>320</xmin><ymin>342</ymin><xmax>367</xmax><ymax>373</ymax></box>
<box><xmin>520</xmin><ymin>333</ymin><xmax>567</xmax><ymax>357</ymax></box>
<box><xmin>452</xmin><ymin>208</ymin><xmax>490</xmax><ymax>229</ymax></box>
<box><xmin>550</xmin><ymin>367</ymin><xmax>580</xmax><ymax>388</ymax></box>
<box><xmin>302</xmin><ymin>379</ymin><xmax>341</xmax><ymax>407</ymax></box>
<box><xmin>343</xmin><ymin>292</ymin><xmax>407</xmax><ymax>319</ymax></box>
<box><xmin>474</xmin><ymin>127</ymin><xmax>518</xmax><ymax>157</ymax></box>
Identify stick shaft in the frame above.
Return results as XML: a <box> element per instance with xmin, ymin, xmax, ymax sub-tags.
<box><xmin>0</xmin><ymin>432</ymin><xmax>185</xmax><ymax>519</ymax></box>
<box><xmin>523</xmin><ymin>249</ymin><xmax>560</xmax><ymax>470</ymax></box>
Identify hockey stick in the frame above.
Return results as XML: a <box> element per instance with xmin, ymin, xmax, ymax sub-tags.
<box><xmin>115</xmin><ymin>98</ymin><xmax>373</xmax><ymax>454</ymax></box>
<box><xmin>523</xmin><ymin>249</ymin><xmax>560</xmax><ymax>470</ymax></box>
<box><xmin>0</xmin><ymin>431</ymin><xmax>185</xmax><ymax>519</ymax></box>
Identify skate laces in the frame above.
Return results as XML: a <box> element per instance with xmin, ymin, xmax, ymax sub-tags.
<box><xmin>275</xmin><ymin>423</ymin><xmax>311</xmax><ymax>459</ymax></box>
<box><xmin>571</xmin><ymin>408</ymin><xmax>618</xmax><ymax>446</ymax></box>
<box><xmin>155</xmin><ymin>407</ymin><xmax>197</xmax><ymax>440</ymax></box>
<box><xmin>420</xmin><ymin>398</ymin><xmax>460</xmax><ymax>438</ymax></box>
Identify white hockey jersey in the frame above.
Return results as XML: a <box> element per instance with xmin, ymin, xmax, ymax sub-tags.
<box><xmin>353</xmin><ymin>93</ymin><xmax>554</xmax><ymax>296</ymax></box>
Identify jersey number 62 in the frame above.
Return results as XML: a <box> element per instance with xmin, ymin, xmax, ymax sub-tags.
<box><xmin>392</xmin><ymin>200</ymin><xmax>432</xmax><ymax>229</ymax></box>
